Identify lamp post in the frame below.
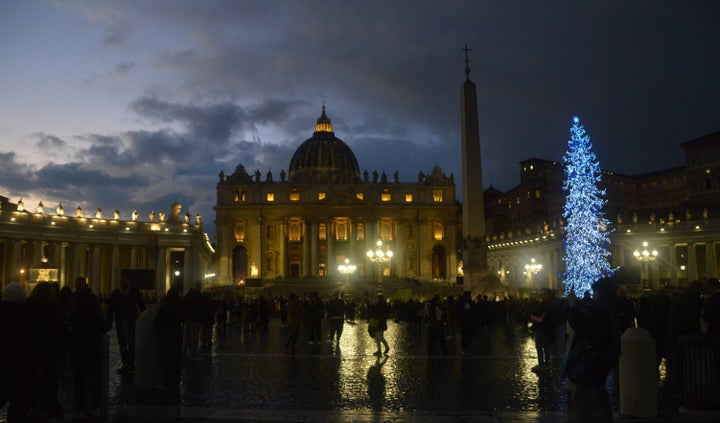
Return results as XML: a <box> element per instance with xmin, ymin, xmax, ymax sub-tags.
<box><xmin>524</xmin><ymin>257</ymin><xmax>542</xmax><ymax>289</ymax></box>
<box><xmin>633</xmin><ymin>240</ymin><xmax>658</xmax><ymax>290</ymax></box>
<box><xmin>337</xmin><ymin>258</ymin><xmax>357</xmax><ymax>292</ymax></box>
<box><xmin>366</xmin><ymin>240</ymin><xmax>393</xmax><ymax>294</ymax></box>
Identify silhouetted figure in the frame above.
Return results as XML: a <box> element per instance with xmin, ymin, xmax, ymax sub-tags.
<box><xmin>425</xmin><ymin>295</ymin><xmax>447</xmax><ymax>355</ymax></box>
<box><xmin>70</xmin><ymin>277</ymin><xmax>109</xmax><ymax>419</ymax></box>
<box><xmin>566</xmin><ymin>278</ymin><xmax>621</xmax><ymax>423</ymax></box>
<box><xmin>107</xmin><ymin>276</ymin><xmax>145</xmax><ymax>374</ymax></box>
<box><xmin>0</xmin><ymin>283</ymin><xmax>33</xmax><ymax>423</ymax></box>
<box><xmin>457</xmin><ymin>291</ymin><xmax>476</xmax><ymax>354</ymax></box>
<box><xmin>284</xmin><ymin>293</ymin><xmax>301</xmax><ymax>355</ymax></box>
<box><xmin>370</xmin><ymin>295</ymin><xmax>390</xmax><ymax>356</ymax></box>
<box><xmin>704</xmin><ymin>277</ymin><xmax>720</xmax><ymax>336</ymax></box>
<box><xmin>155</xmin><ymin>286</ymin><xmax>184</xmax><ymax>389</ymax></box>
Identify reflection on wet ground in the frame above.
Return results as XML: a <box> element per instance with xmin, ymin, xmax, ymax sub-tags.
<box><xmin>108</xmin><ymin>319</ymin><xmax>588</xmax><ymax>413</ymax></box>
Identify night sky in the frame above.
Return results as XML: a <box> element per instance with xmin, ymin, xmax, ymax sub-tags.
<box><xmin>1</xmin><ymin>1</ymin><xmax>718</xmax><ymax>240</ymax></box>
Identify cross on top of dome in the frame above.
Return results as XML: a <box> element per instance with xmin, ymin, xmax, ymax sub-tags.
<box><xmin>315</xmin><ymin>105</ymin><xmax>333</xmax><ymax>133</ymax></box>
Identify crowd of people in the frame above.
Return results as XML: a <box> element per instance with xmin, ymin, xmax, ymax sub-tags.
<box><xmin>1</xmin><ymin>278</ymin><xmax>109</xmax><ymax>422</ymax></box>
<box><xmin>2</xmin><ymin>275</ymin><xmax>718</xmax><ymax>423</ymax></box>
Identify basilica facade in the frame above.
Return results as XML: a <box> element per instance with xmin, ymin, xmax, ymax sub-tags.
<box><xmin>214</xmin><ymin>107</ymin><xmax>459</xmax><ymax>287</ymax></box>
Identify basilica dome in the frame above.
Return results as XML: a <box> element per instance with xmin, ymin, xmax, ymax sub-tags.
<box><xmin>288</xmin><ymin>106</ymin><xmax>360</xmax><ymax>183</ymax></box>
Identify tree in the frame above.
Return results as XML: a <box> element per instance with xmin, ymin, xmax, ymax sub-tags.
<box><xmin>561</xmin><ymin>117</ymin><xmax>615</xmax><ymax>295</ymax></box>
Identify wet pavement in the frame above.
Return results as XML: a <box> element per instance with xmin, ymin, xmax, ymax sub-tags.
<box><xmin>3</xmin><ymin>317</ymin><xmax>718</xmax><ymax>422</ymax></box>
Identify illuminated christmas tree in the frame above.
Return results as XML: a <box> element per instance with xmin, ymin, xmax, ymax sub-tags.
<box><xmin>561</xmin><ymin>117</ymin><xmax>615</xmax><ymax>295</ymax></box>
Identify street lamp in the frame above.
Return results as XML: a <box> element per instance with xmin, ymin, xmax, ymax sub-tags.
<box><xmin>337</xmin><ymin>258</ymin><xmax>357</xmax><ymax>290</ymax></box>
<box><xmin>633</xmin><ymin>241</ymin><xmax>658</xmax><ymax>290</ymax></box>
<box><xmin>524</xmin><ymin>257</ymin><xmax>542</xmax><ymax>288</ymax></box>
<box><xmin>366</xmin><ymin>240</ymin><xmax>393</xmax><ymax>293</ymax></box>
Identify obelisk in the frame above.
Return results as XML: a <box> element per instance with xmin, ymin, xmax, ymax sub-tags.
<box><xmin>460</xmin><ymin>45</ymin><xmax>487</xmax><ymax>294</ymax></box>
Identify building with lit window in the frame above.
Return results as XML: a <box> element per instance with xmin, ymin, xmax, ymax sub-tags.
<box><xmin>486</xmin><ymin>130</ymin><xmax>720</xmax><ymax>293</ymax></box>
<box><xmin>0</xmin><ymin>196</ymin><xmax>214</xmax><ymax>297</ymax></box>
<box><xmin>214</xmin><ymin>107</ymin><xmax>458</xmax><ymax>287</ymax></box>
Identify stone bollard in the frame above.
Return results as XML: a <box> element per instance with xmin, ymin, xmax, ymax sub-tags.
<box><xmin>134</xmin><ymin>308</ymin><xmax>162</xmax><ymax>388</ymax></box>
<box><xmin>619</xmin><ymin>327</ymin><xmax>658</xmax><ymax>418</ymax></box>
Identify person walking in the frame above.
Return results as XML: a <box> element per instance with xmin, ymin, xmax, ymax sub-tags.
<box><xmin>107</xmin><ymin>276</ymin><xmax>145</xmax><ymax>374</ymax></box>
<box><xmin>530</xmin><ymin>289</ymin><xmax>556</xmax><ymax>372</ymax></box>
<box><xmin>307</xmin><ymin>292</ymin><xmax>324</xmax><ymax>344</ymax></box>
<box><xmin>326</xmin><ymin>292</ymin><xmax>345</xmax><ymax>345</ymax></box>
<box><xmin>369</xmin><ymin>294</ymin><xmax>390</xmax><ymax>356</ymax></box>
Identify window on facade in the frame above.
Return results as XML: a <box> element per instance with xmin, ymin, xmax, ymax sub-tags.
<box><xmin>356</xmin><ymin>223</ymin><xmax>365</xmax><ymax>241</ymax></box>
<box><xmin>535</xmin><ymin>189</ymin><xmax>541</xmax><ymax>199</ymax></box>
<box><xmin>318</xmin><ymin>192</ymin><xmax>326</xmax><ymax>200</ymax></box>
<box><xmin>516</xmin><ymin>196</ymin><xmax>520</xmax><ymax>205</ymax></box>
<box><xmin>381</xmin><ymin>189</ymin><xmax>391</xmax><ymax>202</ymax></box>
<box><xmin>380</xmin><ymin>220</ymin><xmax>393</xmax><ymax>240</ymax></box>
<box><xmin>288</xmin><ymin>221</ymin><xmax>301</xmax><ymax>241</ymax></box>
<box><xmin>336</xmin><ymin>222</ymin><xmax>347</xmax><ymax>240</ymax></box>
<box><xmin>356</xmin><ymin>192</ymin><xmax>364</xmax><ymax>200</ymax></box>
<box><xmin>266</xmin><ymin>192</ymin><xmax>275</xmax><ymax>202</ymax></box>
<box><xmin>234</xmin><ymin>189</ymin><xmax>246</xmax><ymax>202</ymax></box>
<box><xmin>432</xmin><ymin>190</ymin><xmax>443</xmax><ymax>203</ymax></box>
<box><xmin>289</xmin><ymin>189</ymin><xmax>300</xmax><ymax>201</ymax></box>
<box><xmin>318</xmin><ymin>224</ymin><xmax>327</xmax><ymax>240</ymax></box>
<box><xmin>234</xmin><ymin>222</ymin><xmax>246</xmax><ymax>242</ymax></box>
<box><xmin>433</xmin><ymin>220</ymin><xmax>444</xmax><ymax>241</ymax></box>
<box><xmin>405</xmin><ymin>193</ymin><xmax>413</xmax><ymax>202</ymax></box>
<box><xmin>266</xmin><ymin>257</ymin><xmax>273</xmax><ymax>272</ymax></box>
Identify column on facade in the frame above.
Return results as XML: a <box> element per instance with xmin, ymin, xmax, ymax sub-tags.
<box><xmin>303</xmin><ymin>219</ymin><xmax>311</xmax><ymax>278</ymax></box>
<box><xmin>278</xmin><ymin>219</ymin><xmax>286</xmax><ymax>278</ymax></box>
<box><xmin>90</xmin><ymin>245</ymin><xmax>102</xmax><ymax>294</ymax></box>
<box><xmin>184</xmin><ymin>247</ymin><xmax>197</xmax><ymax>292</ymax></box>
<box><xmin>57</xmin><ymin>242</ymin><xmax>67</xmax><ymax>287</ymax></box>
<box><xmin>393</xmin><ymin>219</ymin><xmax>404</xmax><ymax>279</ymax></box>
<box><xmin>364</xmin><ymin>220</ymin><xmax>377</xmax><ymax>279</ymax></box>
<box><xmin>34</xmin><ymin>240</ymin><xmax>45</xmax><ymax>267</ymax></box>
<box><xmin>688</xmin><ymin>243</ymin><xmax>697</xmax><ymax>284</ymax></box>
<box><xmin>310</xmin><ymin>221</ymin><xmax>318</xmax><ymax>277</ymax></box>
<box><xmin>216</xmin><ymin>220</ymin><xmax>231</xmax><ymax>285</ymax></box>
<box><xmin>9</xmin><ymin>240</ymin><xmax>23</xmax><ymax>284</ymax></box>
<box><xmin>110</xmin><ymin>245</ymin><xmax>120</xmax><ymax>291</ymax></box>
<box><xmin>349</xmin><ymin>219</ymin><xmax>357</xmax><ymax>263</ymax></box>
<box><xmin>254</xmin><ymin>216</ymin><xmax>263</xmax><ymax>279</ymax></box>
<box><xmin>669</xmin><ymin>243</ymin><xmax>678</xmax><ymax>287</ymax></box>
<box><xmin>414</xmin><ymin>216</ymin><xmax>421</xmax><ymax>279</ymax></box>
<box><xmin>327</xmin><ymin>221</ymin><xmax>335</xmax><ymax>278</ymax></box>
<box><xmin>71</xmin><ymin>242</ymin><xmax>83</xmax><ymax>282</ymax></box>
<box><xmin>417</xmin><ymin>217</ymin><xmax>428</xmax><ymax>280</ymax></box>
<box><xmin>48</xmin><ymin>242</ymin><xmax>62</xmax><ymax>286</ymax></box>
<box><xmin>130</xmin><ymin>246</ymin><xmax>138</xmax><ymax>269</ymax></box>
<box><xmin>706</xmin><ymin>242</ymin><xmax>714</xmax><ymax>280</ymax></box>
<box><xmin>156</xmin><ymin>247</ymin><xmax>166</xmax><ymax>295</ymax></box>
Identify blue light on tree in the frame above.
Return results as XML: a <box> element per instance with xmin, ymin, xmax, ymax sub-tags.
<box><xmin>561</xmin><ymin>116</ymin><xmax>615</xmax><ymax>295</ymax></box>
